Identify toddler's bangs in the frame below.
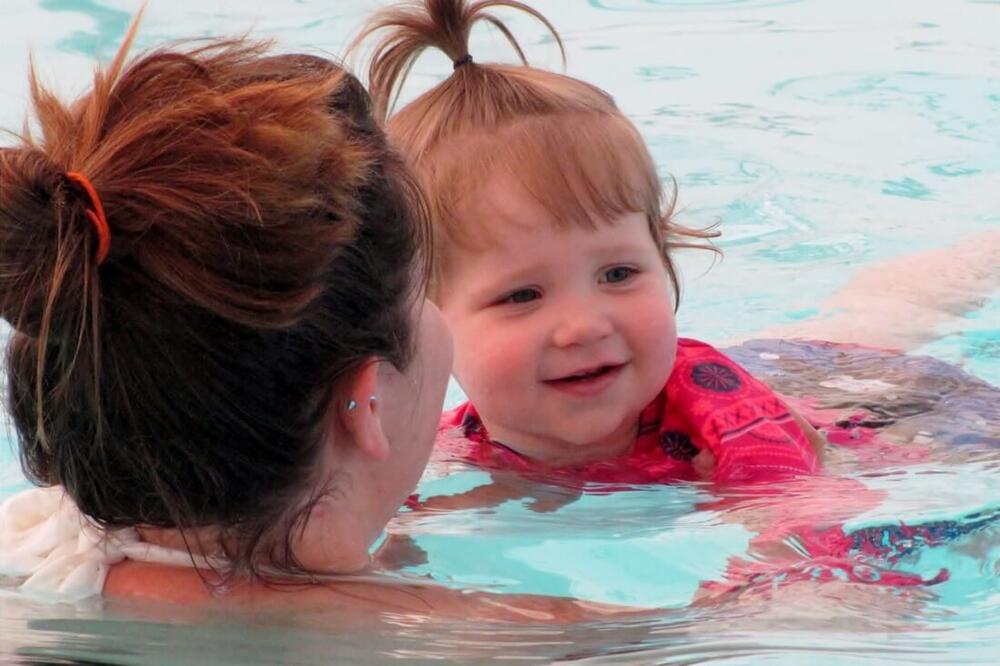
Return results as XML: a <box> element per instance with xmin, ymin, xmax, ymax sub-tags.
<box><xmin>432</xmin><ymin>111</ymin><xmax>665</xmax><ymax>252</ymax></box>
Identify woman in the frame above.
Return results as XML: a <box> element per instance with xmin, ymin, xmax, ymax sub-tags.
<box><xmin>0</xmin><ymin>22</ymin><xmax>619</xmax><ymax>622</ymax></box>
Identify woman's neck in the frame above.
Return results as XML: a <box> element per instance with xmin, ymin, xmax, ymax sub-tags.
<box><xmin>134</xmin><ymin>494</ymin><xmax>372</xmax><ymax>576</ymax></box>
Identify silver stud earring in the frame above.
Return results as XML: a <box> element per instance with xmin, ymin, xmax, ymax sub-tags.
<box><xmin>346</xmin><ymin>399</ymin><xmax>358</xmax><ymax>412</ymax></box>
<box><xmin>369</xmin><ymin>395</ymin><xmax>378</xmax><ymax>406</ymax></box>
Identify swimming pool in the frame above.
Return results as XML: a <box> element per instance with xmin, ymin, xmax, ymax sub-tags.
<box><xmin>1</xmin><ymin>0</ymin><xmax>998</xmax><ymax>663</ymax></box>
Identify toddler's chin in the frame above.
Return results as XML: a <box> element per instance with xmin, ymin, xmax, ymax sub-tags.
<box><xmin>559</xmin><ymin>421</ymin><xmax>637</xmax><ymax>460</ymax></box>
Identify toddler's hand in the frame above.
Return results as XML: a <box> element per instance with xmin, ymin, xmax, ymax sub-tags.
<box><xmin>693</xmin><ymin>448</ymin><xmax>716</xmax><ymax>480</ymax></box>
<box><xmin>789</xmin><ymin>405</ymin><xmax>827</xmax><ymax>462</ymax></box>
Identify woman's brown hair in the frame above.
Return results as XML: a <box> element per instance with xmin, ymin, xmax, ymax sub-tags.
<box><xmin>0</xmin><ymin>21</ymin><xmax>428</xmax><ymax>580</ymax></box>
<box><xmin>353</xmin><ymin>0</ymin><xmax>717</xmax><ymax>305</ymax></box>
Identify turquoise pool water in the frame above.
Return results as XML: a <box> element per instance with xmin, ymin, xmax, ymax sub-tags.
<box><xmin>1</xmin><ymin>0</ymin><xmax>998</xmax><ymax>663</ymax></box>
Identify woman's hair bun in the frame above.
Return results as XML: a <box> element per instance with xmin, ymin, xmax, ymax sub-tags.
<box><xmin>0</xmin><ymin>146</ymin><xmax>101</xmax><ymax>338</ymax></box>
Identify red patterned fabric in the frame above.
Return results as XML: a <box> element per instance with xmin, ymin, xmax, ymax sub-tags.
<box><xmin>437</xmin><ymin>338</ymin><xmax>820</xmax><ymax>483</ymax></box>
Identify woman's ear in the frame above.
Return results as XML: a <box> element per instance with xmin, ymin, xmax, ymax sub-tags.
<box><xmin>337</xmin><ymin>361</ymin><xmax>390</xmax><ymax>461</ymax></box>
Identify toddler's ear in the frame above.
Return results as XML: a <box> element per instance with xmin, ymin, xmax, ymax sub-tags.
<box><xmin>337</xmin><ymin>361</ymin><xmax>390</xmax><ymax>461</ymax></box>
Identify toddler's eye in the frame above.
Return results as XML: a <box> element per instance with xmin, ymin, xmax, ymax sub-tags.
<box><xmin>602</xmin><ymin>266</ymin><xmax>638</xmax><ymax>284</ymax></box>
<box><xmin>503</xmin><ymin>288</ymin><xmax>541</xmax><ymax>304</ymax></box>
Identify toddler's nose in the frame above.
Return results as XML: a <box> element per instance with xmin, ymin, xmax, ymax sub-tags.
<box><xmin>551</xmin><ymin>306</ymin><xmax>614</xmax><ymax>348</ymax></box>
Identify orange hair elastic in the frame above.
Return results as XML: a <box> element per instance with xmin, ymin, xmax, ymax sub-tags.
<box><xmin>65</xmin><ymin>171</ymin><xmax>111</xmax><ymax>265</ymax></box>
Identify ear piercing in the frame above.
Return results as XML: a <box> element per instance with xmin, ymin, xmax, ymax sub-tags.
<box><xmin>346</xmin><ymin>395</ymin><xmax>377</xmax><ymax>412</ymax></box>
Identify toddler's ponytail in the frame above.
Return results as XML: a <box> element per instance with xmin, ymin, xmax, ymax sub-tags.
<box><xmin>354</xmin><ymin>0</ymin><xmax>563</xmax><ymax>121</ymax></box>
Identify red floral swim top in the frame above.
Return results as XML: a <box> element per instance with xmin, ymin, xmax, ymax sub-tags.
<box><xmin>436</xmin><ymin>338</ymin><xmax>820</xmax><ymax>483</ymax></box>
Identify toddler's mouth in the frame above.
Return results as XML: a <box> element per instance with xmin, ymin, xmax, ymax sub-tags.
<box><xmin>544</xmin><ymin>363</ymin><xmax>626</xmax><ymax>396</ymax></box>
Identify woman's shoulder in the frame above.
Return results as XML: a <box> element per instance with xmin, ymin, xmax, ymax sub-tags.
<box><xmin>105</xmin><ymin>561</ymin><xmax>622</xmax><ymax>622</ymax></box>
<box><xmin>104</xmin><ymin>560</ymin><xmax>215</xmax><ymax>604</ymax></box>
<box><xmin>104</xmin><ymin>561</ymin><xmax>445</xmax><ymax>613</ymax></box>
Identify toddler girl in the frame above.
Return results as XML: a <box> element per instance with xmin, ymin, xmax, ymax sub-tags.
<box><xmin>355</xmin><ymin>0</ymin><xmax>822</xmax><ymax>484</ymax></box>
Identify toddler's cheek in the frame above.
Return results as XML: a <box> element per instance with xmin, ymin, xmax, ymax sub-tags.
<box><xmin>456</xmin><ymin>336</ymin><xmax>531</xmax><ymax>399</ymax></box>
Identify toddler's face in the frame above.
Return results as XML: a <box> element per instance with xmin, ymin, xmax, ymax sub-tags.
<box><xmin>438</xmin><ymin>181</ymin><xmax>677</xmax><ymax>465</ymax></box>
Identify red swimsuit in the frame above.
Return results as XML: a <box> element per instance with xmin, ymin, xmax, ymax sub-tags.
<box><xmin>437</xmin><ymin>338</ymin><xmax>820</xmax><ymax>483</ymax></box>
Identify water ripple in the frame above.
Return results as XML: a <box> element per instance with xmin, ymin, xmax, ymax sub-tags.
<box><xmin>771</xmin><ymin>71</ymin><xmax>1000</xmax><ymax>143</ymax></box>
<box><xmin>754</xmin><ymin>233</ymin><xmax>871</xmax><ymax>263</ymax></box>
<box><xmin>635</xmin><ymin>65</ymin><xmax>697</xmax><ymax>81</ymax></box>
<box><xmin>649</xmin><ymin>101</ymin><xmax>813</xmax><ymax>137</ymax></box>
<box><xmin>882</xmin><ymin>176</ymin><xmax>933</xmax><ymax>200</ymax></box>
<box><xmin>589</xmin><ymin>0</ymin><xmax>804</xmax><ymax>11</ymax></box>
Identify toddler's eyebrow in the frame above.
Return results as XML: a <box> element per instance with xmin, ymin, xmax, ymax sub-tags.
<box><xmin>494</xmin><ymin>265</ymin><xmax>546</xmax><ymax>286</ymax></box>
<box><xmin>590</xmin><ymin>240</ymin><xmax>656</xmax><ymax>260</ymax></box>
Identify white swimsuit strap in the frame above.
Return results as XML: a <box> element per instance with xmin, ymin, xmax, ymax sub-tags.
<box><xmin>0</xmin><ymin>486</ymin><xmax>204</xmax><ymax>601</ymax></box>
